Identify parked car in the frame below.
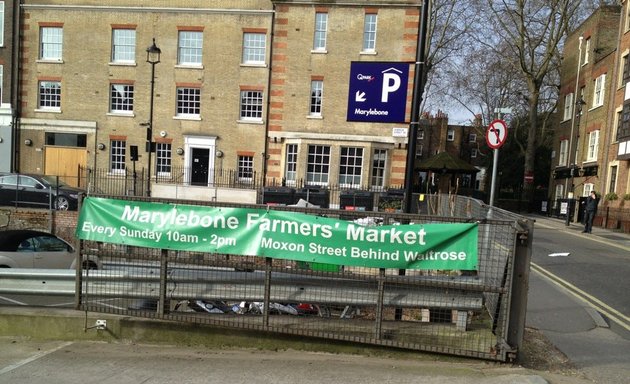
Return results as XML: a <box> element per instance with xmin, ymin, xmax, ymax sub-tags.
<box><xmin>0</xmin><ymin>230</ymin><xmax>100</xmax><ymax>269</ymax></box>
<box><xmin>0</xmin><ymin>172</ymin><xmax>84</xmax><ymax>210</ymax></box>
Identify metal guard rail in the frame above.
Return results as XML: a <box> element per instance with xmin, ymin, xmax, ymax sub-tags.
<box><xmin>0</xmin><ymin>268</ymin><xmax>485</xmax><ymax>310</ymax></box>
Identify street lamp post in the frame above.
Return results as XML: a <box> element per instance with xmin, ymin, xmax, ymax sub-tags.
<box><xmin>145</xmin><ymin>38</ymin><xmax>161</xmax><ymax>197</ymax></box>
<box><xmin>403</xmin><ymin>0</ymin><xmax>430</xmax><ymax>214</ymax></box>
<box><xmin>565</xmin><ymin>97</ymin><xmax>586</xmax><ymax>226</ymax></box>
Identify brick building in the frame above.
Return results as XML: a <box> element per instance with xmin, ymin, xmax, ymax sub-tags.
<box><xmin>552</xmin><ymin>5</ymin><xmax>621</xmax><ymax>205</ymax></box>
<box><xmin>13</xmin><ymin>0</ymin><xmax>424</xmax><ymax>202</ymax></box>
<box><xmin>413</xmin><ymin>111</ymin><xmax>486</xmax><ymax>193</ymax></box>
<box><xmin>607</xmin><ymin>0</ymin><xmax>630</xmax><ymax>205</ymax></box>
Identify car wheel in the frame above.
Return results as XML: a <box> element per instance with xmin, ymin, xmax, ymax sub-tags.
<box><xmin>82</xmin><ymin>260</ymin><xmax>98</xmax><ymax>270</ymax></box>
<box><xmin>54</xmin><ymin>196</ymin><xmax>70</xmax><ymax>210</ymax></box>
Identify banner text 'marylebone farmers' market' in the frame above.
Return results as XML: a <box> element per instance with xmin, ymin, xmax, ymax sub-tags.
<box><xmin>76</xmin><ymin>197</ymin><xmax>478</xmax><ymax>270</ymax></box>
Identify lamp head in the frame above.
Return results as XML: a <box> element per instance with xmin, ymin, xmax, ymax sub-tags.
<box><xmin>146</xmin><ymin>38</ymin><xmax>161</xmax><ymax>64</ymax></box>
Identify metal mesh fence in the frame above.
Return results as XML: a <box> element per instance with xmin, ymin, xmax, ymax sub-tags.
<box><xmin>78</xmin><ymin>195</ymin><xmax>525</xmax><ymax>361</ymax></box>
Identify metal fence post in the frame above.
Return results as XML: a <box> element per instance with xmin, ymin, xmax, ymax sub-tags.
<box><xmin>374</xmin><ymin>268</ymin><xmax>385</xmax><ymax>339</ymax></box>
<box><xmin>263</xmin><ymin>257</ymin><xmax>272</xmax><ymax>328</ymax></box>
<box><xmin>506</xmin><ymin>218</ymin><xmax>534</xmax><ymax>361</ymax></box>
<box><xmin>157</xmin><ymin>249</ymin><xmax>168</xmax><ymax>315</ymax></box>
<box><xmin>74</xmin><ymin>194</ymin><xmax>85</xmax><ymax>310</ymax></box>
<box><xmin>74</xmin><ymin>238</ymin><xmax>84</xmax><ymax>310</ymax></box>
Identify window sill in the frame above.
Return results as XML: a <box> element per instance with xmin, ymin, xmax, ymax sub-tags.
<box><xmin>175</xmin><ymin>64</ymin><xmax>204</xmax><ymax>70</ymax></box>
<box><xmin>240</xmin><ymin>63</ymin><xmax>267</xmax><ymax>68</ymax></box>
<box><xmin>109</xmin><ymin>62</ymin><xmax>137</xmax><ymax>67</ymax></box>
<box><xmin>360</xmin><ymin>50</ymin><xmax>377</xmax><ymax>55</ymax></box>
<box><xmin>174</xmin><ymin>115</ymin><xmax>202</xmax><ymax>121</ymax></box>
<box><xmin>237</xmin><ymin>119</ymin><xmax>264</xmax><ymax>125</ymax></box>
<box><xmin>589</xmin><ymin>104</ymin><xmax>603</xmax><ymax>111</ymax></box>
<box><xmin>311</xmin><ymin>49</ymin><xmax>328</xmax><ymax>54</ymax></box>
<box><xmin>107</xmin><ymin>112</ymin><xmax>135</xmax><ymax>118</ymax></box>
<box><xmin>36</xmin><ymin>59</ymin><xmax>64</xmax><ymax>64</ymax></box>
<box><xmin>34</xmin><ymin>108</ymin><xmax>61</xmax><ymax>114</ymax></box>
<box><xmin>307</xmin><ymin>115</ymin><xmax>323</xmax><ymax>119</ymax></box>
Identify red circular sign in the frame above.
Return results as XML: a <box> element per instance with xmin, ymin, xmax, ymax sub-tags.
<box><xmin>486</xmin><ymin>120</ymin><xmax>508</xmax><ymax>149</ymax></box>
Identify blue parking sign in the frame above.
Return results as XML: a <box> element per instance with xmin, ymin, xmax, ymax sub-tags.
<box><xmin>347</xmin><ymin>62</ymin><xmax>410</xmax><ymax>123</ymax></box>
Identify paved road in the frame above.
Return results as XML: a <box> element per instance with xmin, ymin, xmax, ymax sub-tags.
<box><xmin>526</xmin><ymin>215</ymin><xmax>630</xmax><ymax>384</ymax></box>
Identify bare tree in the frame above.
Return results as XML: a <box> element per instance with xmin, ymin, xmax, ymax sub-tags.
<box><xmin>470</xmin><ymin>0</ymin><xmax>582</xmax><ymax>202</ymax></box>
<box><xmin>421</xmin><ymin>0</ymin><xmax>479</xmax><ymax>118</ymax></box>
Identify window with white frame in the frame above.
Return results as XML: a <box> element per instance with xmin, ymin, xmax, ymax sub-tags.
<box><xmin>613</xmin><ymin>109</ymin><xmax>622</xmax><ymax>141</ymax></box>
<box><xmin>469</xmin><ymin>133</ymin><xmax>477</xmax><ymax>142</ymax></box>
<box><xmin>418</xmin><ymin>130</ymin><xmax>424</xmax><ymax>140</ymax></box>
<box><xmin>592</xmin><ymin>74</ymin><xmax>606</xmax><ymax>108</ymax></box>
<box><xmin>38</xmin><ymin>81</ymin><xmax>61</xmax><ymax>110</ymax></box>
<box><xmin>240</xmin><ymin>90</ymin><xmax>263</xmax><ymax>121</ymax></box>
<box><xmin>313</xmin><ymin>12</ymin><xmax>328</xmax><ymax>51</ymax></box>
<box><xmin>621</xmin><ymin>102</ymin><xmax>630</xmax><ymax>142</ymax></box>
<box><xmin>156</xmin><ymin>143</ymin><xmax>171</xmax><ymax>175</ymax></box>
<box><xmin>242</xmin><ymin>32</ymin><xmax>266</xmax><ymax>65</ymax></box>
<box><xmin>609</xmin><ymin>165</ymin><xmax>617</xmax><ymax>194</ymax></box>
<box><xmin>554</xmin><ymin>184</ymin><xmax>564</xmax><ymax>201</ymax></box>
<box><xmin>371</xmin><ymin>149</ymin><xmax>386</xmax><ymax>188</ymax></box>
<box><xmin>471</xmin><ymin>148</ymin><xmax>478</xmax><ymax>158</ymax></box>
<box><xmin>563</xmin><ymin>93</ymin><xmax>573</xmax><ymax>120</ymax></box>
<box><xmin>285</xmin><ymin>144</ymin><xmax>298</xmax><ymax>185</ymax></box>
<box><xmin>110</xmin><ymin>83</ymin><xmax>134</xmax><ymax>113</ymax></box>
<box><xmin>40</xmin><ymin>26</ymin><xmax>63</xmax><ymax>61</ymax></box>
<box><xmin>415</xmin><ymin>144</ymin><xmax>423</xmax><ymax>159</ymax></box>
<box><xmin>111</xmin><ymin>29</ymin><xmax>135</xmax><ymax>63</ymax></box>
<box><xmin>587</xmin><ymin>130</ymin><xmax>599</xmax><ymax>161</ymax></box>
<box><xmin>583</xmin><ymin>183</ymin><xmax>594</xmax><ymax>197</ymax></box>
<box><xmin>309</xmin><ymin>80</ymin><xmax>323</xmax><ymax>116</ymax></box>
<box><xmin>558</xmin><ymin>139</ymin><xmax>568</xmax><ymax>166</ymax></box>
<box><xmin>238</xmin><ymin>155</ymin><xmax>254</xmax><ymax>182</ymax></box>
<box><xmin>0</xmin><ymin>2</ymin><xmax>4</xmax><ymax>46</ymax></box>
<box><xmin>110</xmin><ymin>140</ymin><xmax>126</xmax><ymax>173</ymax></box>
<box><xmin>621</xmin><ymin>54</ymin><xmax>630</xmax><ymax>87</ymax></box>
<box><xmin>307</xmin><ymin>145</ymin><xmax>330</xmax><ymax>185</ymax></box>
<box><xmin>583</xmin><ymin>38</ymin><xmax>590</xmax><ymax>65</ymax></box>
<box><xmin>178</xmin><ymin>31</ymin><xmax>203</xmax><ymax>66</ymax></box>
<box><xmin>362</xmin><ymin>13</ymin><xmax>377</xmax><ymax>52</ymax></box>
<box><xmin>447</xmin><ymin>128</ymin><xmax>455</xmax><ymax>141</ymax></box>
<box><xmin>339</xmin><ymin>147</ymin><xmax>363</xmax><ymax>186</ymax></box>
<box><xmin>176</xmin><ymin>87</ymin><xmax>201</xmax><ymax>117</ymax></box>
<box><xmin>0</xmin><ymin>65</ymin><xmax>3</xmax><ymax>104</ymax></box>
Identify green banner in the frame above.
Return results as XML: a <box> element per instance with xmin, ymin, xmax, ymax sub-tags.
<box><xmin>76</xmin><ymin>197</ymin><xmax>478</xmax><ymax>270</ymax></box>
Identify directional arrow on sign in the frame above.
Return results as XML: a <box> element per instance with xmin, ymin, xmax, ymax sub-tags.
<box><xmin>486</xmin><ymin>119</ymin><xmax>508</xmax><ymax>149</ymax></box>
<box><xmin>355</xmin><ymin>91</ymin><xmax>366</xmax><ymax>102</ymax></box>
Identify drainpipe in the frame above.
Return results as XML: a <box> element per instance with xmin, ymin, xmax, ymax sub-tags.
<box><xmin>262</xmin><ymin>6</ymin><xmax>276</xmax><ymax>188</ymax></box>
<box><xmin>10</xmin><ymin>0</ymin><xmax>24</xmax><ymax>172</ymax></box>
<box><xmin>565</xmin><ymin>36</ymin><xmax>583</xmax><ymax>198</ymax></box>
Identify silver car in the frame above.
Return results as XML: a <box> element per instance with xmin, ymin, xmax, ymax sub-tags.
<box><xmin>0</xmin><ymin>230</ymin><xmax>100</xmax><ymax>269</ymax></box>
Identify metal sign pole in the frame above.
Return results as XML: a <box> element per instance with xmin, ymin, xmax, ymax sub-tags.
<box><xmin>487</xmin><ymin>109</ymin><xmax>511</xmax><ymax>216</ymax></box>
<box><xmin>489</xmin><ymin>148</ymin><xmax>499</xmax><ymax>207</ymax></box>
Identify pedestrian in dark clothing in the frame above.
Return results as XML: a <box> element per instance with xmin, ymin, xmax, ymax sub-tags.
<box><xmin>583</xmin><ymin>191</ymin><xmax>598</xmax><ymax>233</ymax></box>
